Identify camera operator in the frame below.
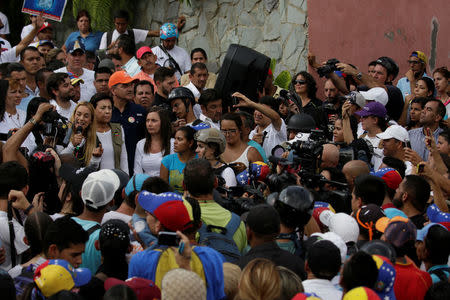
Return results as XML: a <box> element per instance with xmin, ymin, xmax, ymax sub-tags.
<box><xmin>321</xmin><ymin>79</ymin><xmax>346</xmax><ymax>139</ymax></box>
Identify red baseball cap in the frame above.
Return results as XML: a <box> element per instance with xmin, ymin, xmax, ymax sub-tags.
<box><xmin>136</xmin><ymin>46</ymin><xmax>153</xmax><ymax>59</ymax></box>
<box><xmin>105</xmin><ymin>277</ymin><xmax>161</xmax><ymax>300</ymax></box>
<box><xmin>38</xmin><ymin>22</ymin><xmax>52</xmax><ymax>33</ymax></box>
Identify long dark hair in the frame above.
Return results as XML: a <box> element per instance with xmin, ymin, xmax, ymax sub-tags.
<box><xmin>176</xmin><ymin>126</ymin><xmax>197</xmax><ymax>152</ymax></box>
<box><xmin>221</xmin><ymin>112</ymin><xmax>244</xmax><ymax>140</ymax></box>
<box><xmin>144</xmin><ymin>107</ymin><xmax>172</xmax><ymax>155</ymax></box>
<box><xmin>291</xmin><ymin>71</ymin><xmax>318</xmax><ymax>99</ymax></box>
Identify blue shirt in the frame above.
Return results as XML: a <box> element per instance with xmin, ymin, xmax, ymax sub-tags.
<box><xmin>161</xmin><ymin>153</ymin><xmax>190</xmax><ymax>194</ymax></box>
<box><xmin>428</xmin><ymin>264</ymin><xmax>450</xmax><ymax>283</ymax></box>
<box><xmin>71</xmin><ymin>217</ymin><xmax>101</xmax><ymax>274</ymax></box>
<box><xmin>64</xmin><ymin>31</ymin><xmax>103</xmax><ymax>53</ymax></box>
<box><xmin>396</xmin><ymin>72</ymin><xmax>432</xmax><ymax>100</ymax></box>
<box><xmin>111</xmin><ymin>102</ymin><xmax>146</xmax><ymax>175</ymax></box>
<box><xmin>408</xmin><ymin>127</ymin><xmax>443</xmax><ymax>160</ymax></box>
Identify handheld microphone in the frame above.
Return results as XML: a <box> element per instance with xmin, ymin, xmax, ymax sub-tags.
<box><xmin>75</xmin><ymin>126</ymin><xmax>83</xmax><ymax>134</ymax></box>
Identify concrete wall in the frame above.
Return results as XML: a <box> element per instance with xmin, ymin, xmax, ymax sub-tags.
<box><xmin>308</xmin><ymin>0</ymin><xmax>449</xmax><ymax>87</ymax></box>
<box><xmin>134</xmin><ymin>0</ymin><xmax>309</xmax><ymax>75</ymax></box>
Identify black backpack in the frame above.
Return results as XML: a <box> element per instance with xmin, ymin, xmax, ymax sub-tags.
<box><xmin>198</xmin><ymin>213</ymin><xmax>242</xmax><ymax>264</ymax></box>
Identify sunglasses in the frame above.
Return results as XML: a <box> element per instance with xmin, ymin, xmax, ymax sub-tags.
<box><xmin>407</xmin><ymin>60</ymin><xmax>421</xmax><ymax>65</ymax></box>
<box><xmin>293</xmin><ymin>80</ymin><xmax>307</xmax><ymax>85</ymax></box>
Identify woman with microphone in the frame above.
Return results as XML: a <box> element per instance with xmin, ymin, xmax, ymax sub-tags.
<box><xmin>61</xmin><ymin>102</ymin><xmax>103</xmax><ymax>166</ymax></box>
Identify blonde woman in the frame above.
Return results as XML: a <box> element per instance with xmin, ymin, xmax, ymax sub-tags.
<box><xmin>237</xmin><ymin>258</ymin><xmax>281</xmax><ymax>300</ymax></box>
<box><xmin>61</xmin><ymin>102</ymin><xmax>102</xmax><ymax>166</ymax></box>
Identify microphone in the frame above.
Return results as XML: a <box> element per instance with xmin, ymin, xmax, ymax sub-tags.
<box><xmin>279</xmin><ymin>90</ymin><xmax>301</xmax><ymax>111</ymax></box>
<box><xmin>75</xmin><ymin>126</ymin><xmax>83</xmax><ymax>134</ymax></box>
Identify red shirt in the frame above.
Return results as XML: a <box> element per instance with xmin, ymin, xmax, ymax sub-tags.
<box><xmin>394</xmin><ymin>257</ymin><xmax>432</xmax><ymax>300</ymax></box>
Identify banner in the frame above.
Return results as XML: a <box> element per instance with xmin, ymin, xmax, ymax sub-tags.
<box><xmin>22</xmin><ymin>0</ymin><xmax>68</xmax><ymax>22</ymax></box>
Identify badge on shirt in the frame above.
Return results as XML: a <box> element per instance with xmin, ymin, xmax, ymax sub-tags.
<box><xmin>128</xmin><ymin>117</ymin><xmax>135</xmax><ymax>123</ymax></box>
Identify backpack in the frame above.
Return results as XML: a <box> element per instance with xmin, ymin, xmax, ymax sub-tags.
<box><xmin>198</xmin><ymin>213</ymin><xmax>242</xmax><ymax>264</ymax></box>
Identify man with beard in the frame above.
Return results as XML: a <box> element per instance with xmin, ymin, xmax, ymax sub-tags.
<box><xmin>109</xmin><ymin>71</ymin><xmax>145</xmax><ymax>175</ymax></box>
<box><xmin>321</xmin><ymin>79</ymin><xmax>343</xmax><ymax>139</ymax></box>
<box><xmin>198</xmin><ymin>89</ymin><xmax>222</xmax><ymax>130</ymax></box>
<box><xmin>153</xmin><ymin>67</ymin><xmax>177</xmax><ymax>111</ymax></box>
<box><xmin>17</xmin><ymin>47</ymin><xmax>42</xmax><ymax>111</ymax></box>
<box><xmin>46</xmin><ymin>72</ymin><xmax>76</xmax><ymax>119</ymax></box>
<box><xmin>55</xmin><ymin>40</ymin><xmax>96</xmax><ymax>102</ymax></box>
<box><xmin>392</xmin><ymin>175</ymin><xmax>431</xmax><ymax>229</ymax></box>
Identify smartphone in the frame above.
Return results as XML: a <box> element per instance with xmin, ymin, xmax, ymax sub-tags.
<box><xmin>158</xmin><ymin>231</ymin><xmax>180</xmax><ymax>247</ymax></box>
<box><xmin>406</xmin><ymin>141</ymin><xmax>411</xmax><ymax>148</ymax></box>
<box><xmin>232</xmin><ymin>96</ymin><xmax>239</xmax><ymax>106</ymax></box>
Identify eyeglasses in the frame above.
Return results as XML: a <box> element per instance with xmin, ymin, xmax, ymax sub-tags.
<box><xmin>293</xmin><ymin>80</ymin><xmax>307</xmax><ymax>85</ymax></box>
<box><xmin>407</xmin><ymin>60</ymin><xmax>421</xmax><ymax>65</ymax></box>
<box><xmin>221</xmin><ymin>129</ymin><xmax>237</xmax><ymax>135</ymax></box>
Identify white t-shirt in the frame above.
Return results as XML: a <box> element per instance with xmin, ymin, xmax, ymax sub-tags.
<box><xmin>21</xmin><ymin>24</ymin><xmax>35</xmax><ymax>40</ymax></box>
<box><xmin>0</xmin><ymin>46</ymin><xmax>18</xmax><ymax>63</ymax></box>
<box><xmin>249</xmin><ymin>119</ymin><xmax>287</xmax><ymax>158</ymax></box>
<box><xmin>363</xmin><ymin>135</ymin><xmax>383</xmax><ymax>170</ymax></box>
<box><xmin>96</xmin><ymin>127</ymin><xmax>129</xmax><ymax>174</ymax></box>
<box><xmin>221</xmin><ymin>167</ymin><xmax>237</xmax><ymax>187</ymax></box>
<box><xmin>151</xmin><ymin>45</ymin><xmax>191</xmax><ymax>80</ymax></box>
<box><xmin>0</xmin><ymin>211</ymin><xmax>29</xmax><ymax>271</ymax></box>
<box><xmin>49</xmin><ymin>99</ymin><xmax>77</xmax><ymax>120</ymax></box>
<box><xmin>134</xmin><ymin>138</ymin><xmax>174</xmax><ymax>176</ymax></box>
<box><xmin>199</xmin><ymin>113</ymin><xmax>220</xmax><ymax>130</ymax></box>
<box><xmin>0</xmin><ymin>109</ymin><xmax>26</xmax><ymax>134</ymax></box>
<box><xmin>0</xmin><ymin>12</ymin><xmax>10</xmax><ymax>35</ymax></box>
<box><xmin>302</xmin><ymin>279</ymin><xmax>343</xmax><ymax>300</ymax></box>
<box><xmin>101</xmin><ymin>211</ymin><xmax>132</xmax><ymax>225</ymax></box>
<box><xmin>54</xmin><ymin>67</ymin><xmax>96</xmax><ymax>102</ymax></box>
<box><xmin>99</xmin><ymin>28</ymin><xmax>148</xmax><ymax>50</ymax></box>
<box><xmin>0</xmin><ymin>37</ymin><xmax>11</xmax><ymax>51</ymax></box>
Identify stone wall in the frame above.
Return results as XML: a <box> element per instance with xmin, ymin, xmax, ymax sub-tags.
<box><xmin>134</xmin><ymin>0</ymin><xmax>308</xmax><ymax>76</ymax></box>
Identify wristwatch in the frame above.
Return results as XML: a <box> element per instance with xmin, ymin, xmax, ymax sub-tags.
<box><xmin>28</xmin><ymin>117</ymin><xmax>37</xmax><ymax>126</ymax></box>
<box><xmin>356</xmin><ymin>72</ymin><xmax>363</xmax><ymax>81</ymax></box>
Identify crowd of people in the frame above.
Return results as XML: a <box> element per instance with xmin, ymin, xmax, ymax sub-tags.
<box><xmin>0</xmin><ymin>8</ymin><xmax>450</xmax><ymax>300</ymax></box>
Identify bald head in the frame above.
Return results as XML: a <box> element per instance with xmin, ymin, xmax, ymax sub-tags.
<box><xmin>321</xmin><ymin>144</ymin><xmax>340</xmax><ymax>168</ymax></box>
<box><xmin>342</xmin><ymin>160</ymin><xmax>370</xmax><ymax>190</ymax></box>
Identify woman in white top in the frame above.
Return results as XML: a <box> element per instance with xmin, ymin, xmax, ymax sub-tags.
<box><xmin>134</xmin><ymin>107</ymin><xmax>174</xmax><ymax>176</ymax></box>
<box><xmin>91</xmin><ymin>93</ymin><xmax>128</xmax><ymax>173</ymax></box>
<box><xmin>195</xmin><ymin>127</ymin><xmax>237</xmax><ymax>187</ymax></box>
<box><xmin>220</xmin><ymin>113</ymin><xmax>262</xmax><ymax>169</ymax></box>
<box><xmin>0</xmin><ymin>79</ymin><xmax>26</xmax><ymax>136</ymax></box>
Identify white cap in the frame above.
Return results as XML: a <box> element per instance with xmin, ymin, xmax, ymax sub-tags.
<box><xmin>360</xmin><ymin>87</ymin><xmax>388</xmax><ymax>106</ymax></box>
<box><xmin>311</xmin><ymin>232</ymin><xmax>348</xmax><ymax>264</ymax></box>
<box><xmin>325</xmin><ymin>213</ymin><xmax>360</xmax><ymax>244</ymax></box>
<box><xmin>376</xmin><ymin>125</ymin><xmax>409</xmax><ymax>142</ymax></box>
<box><xmin>81</xmin><ymin>169</ymin><xmax>120</xmax><ymax>209</ymax></box>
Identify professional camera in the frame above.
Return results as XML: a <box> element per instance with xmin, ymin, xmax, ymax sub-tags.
<box><xmin>40</xmin><ymin>110</ymin><xmax>70</xmax><ymax>146</ymax></box>
<box><xmin>288</xmin><ymin>129</ymin><xmax>327</xmax><ymax>172</ymax></box>
<box><xmin>317</xmin><ymin>58</ymin><xmax>340</xmax><ymax>77</ymax></box>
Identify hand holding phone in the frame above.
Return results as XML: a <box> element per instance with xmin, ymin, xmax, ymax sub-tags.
<box><xmin>158</xmin><ymin>231</ymin><xmax>180</xmax><ymax>247</ymax></box>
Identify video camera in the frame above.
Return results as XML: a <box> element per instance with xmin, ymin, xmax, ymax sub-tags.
<box><xmin>317</xmin><ymin>58</ymin><xmax>340</xmax><ymax>78</ymax></box>
<box><xmin>40</xmin><ymin>110</ymin><xmax>70</xmax><ymax>147</ymax></box>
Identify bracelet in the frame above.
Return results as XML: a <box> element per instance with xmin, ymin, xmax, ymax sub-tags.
<box><xmin>28</xmin><ymin>118</ymin><xmax>37</xmax><ymax>126</ymax></box>
<box><xmin>24</xmin><ymin>203</ymin><xmax>34</xmax><ymax>215</ymax></box>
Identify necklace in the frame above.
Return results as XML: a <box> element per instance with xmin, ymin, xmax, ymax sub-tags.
<box><xmin>7</xmin><ymin>111</ymin><xmax>22</xmax><ymax>128</ymax></box>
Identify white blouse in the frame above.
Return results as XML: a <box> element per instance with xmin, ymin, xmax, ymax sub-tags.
<box><xmin>134</xmin><ymin>138</ymin><xmax>175</xmax><ymax>176</ymax></box>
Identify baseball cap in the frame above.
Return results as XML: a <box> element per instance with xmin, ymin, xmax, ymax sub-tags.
<box><xmin>67</xmin><ymin>72</ymin><xmax>84</xmax><ymax>85</ymax></box>
<box><xmin>124</xmin><ymin>174</ymin><xmax>150</xmax><ymax>196</ymax></box>
<box><xmin>99</xmin><ymin>219</ymin><xmax>130</xmax><ymax>252</ymax></box>
<box><xmin>36</xmin><ymin>40</ymin><xmax>55</xmax><ymax>48</ymax></box>
<box><xmin>105</xmin><ymin>277</ymin><xmax>161</xmax><ymax>300</ymax></box>
<box><xmin>426</xmin><ymin>204</ymin><xmax>450</xmax><ymax>230</ymax></box>
<box><xmin>67</xmin><ymin>39</ymin><xmax>86</xmax><ymax>54</ymax></box>
<box><xmin>324</xmin><ymin>212</ymin><xmax>360</xmax><ymax>244</ymax></box>
<box><xmin>38</xmin><ymin>22</ymin><xmax>52</xmax><ymax>33</ymax></box>
<box><xmin>343</xmin><ymin>287</ymin><xmax>381</xmax><ymax>300</ymax></box>
<box><xmin>355</xmin><ymin>102</ymin><xmax>387</xmax><ymax>118</ymax></box>
<box><xmin>311</xmin><ymin>232</ymin><xmax>347</xmax><ymax>263</ymax></box>
<box><xmin>360</xmin><ymin>240</ymin><xmax>397</xmax><ymax>263</ymax></box>
<box><xmin>59</xmin><ymin>164</ymin><xmax>96</xmax><ymax>194</ymax></box>
<box><xmin>411</xmin><ymin>51</ymin><xmax>427</xmax><ymax>65</ymax></box>
<box><xmin>313</xmin><ymin>203</ymin><xmax>335</xmax><ymax>232</ymax></box>
<box><xmin>383</xmin><ymin>218</ymin><xmax>417</xmax><ymax>248</ymax></box>
<box><xmin>34</xmin><ymin>259</ymin><xmax>91</xmax><ymax>297</ymax></box>
<box><xmin>346</xmin><ymin>91</ymin><xmax>366</xmax><ymax>108</ymax></box>
<box><xmin>416</xmin><ymin>222</ymin><xmax>447</xmax><ymax>241</ymax></box>
<box><xmin>360</xmin><ymin>87</ymin><xmax>388</xmax><ymax>106</ymax></box>
<box><xmin>98</xmin><ymin>58</ymin><xmax>115</xmax><ymax>72</ymax></box>
<box><xmin>81</xmin><ymin>169</ymin><xmax>120</xmax><ymax>209</ymax></box>
<box><xmin>161</xmin><ymin>269</ymin><xmax>206</xmax><ymax>300</ymax></box>
<box><xmin>370</xmin><ymin>168</ymin><xmax>402</xmax><ymax>190</ymax></box>
<box><xmin>108</xmin><ymin>70</ymin><xmax>139</xmax><ymax>88</ymax></box>
<box><xmin>138</xmin><ymin>191</ymin><xmax>193</xmax><ymax>232</ymax></box>
<box><xmin>371</xmin><ymin>255</ymin><xmax>396</xmax><ymax>300</ymax></box>
<box><xmin>136</xmin><ymin>46</ymin><xmax>153</xmax><ymax>59</ymax></box>
<box><xmin>384</xmin><ymin>207</ymin><xmax>408</xmax><ymax>219</ymax></box>
<box><xmin>246</xmin><ymin>204</ymin><xmax>281</xmax><ymax>235</ymax></box>
<box><xmin>376</xmin><ymin>125</ymin><xmax>409</xmax><ymax>143</ymax></box>
<box><xmin>375</xmin><ymin>216</ymin><xmax>409</xmax><ymax>233</ymax></box>
<box><xmin>354</xmin><ymin>204</ymin><xmax>386</xmax><ymax>241</ymax></box>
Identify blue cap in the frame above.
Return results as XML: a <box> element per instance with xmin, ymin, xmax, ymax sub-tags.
<box><xmin>124</xmin><ymin>174</ymin><xmax>150</xmax><ymax>196</ymax></box>
<box><xmin>137</xmin><ymin>191</ymin><xmax>183</xmax><ymax>213</ymax></box>
<box><xmin>384</xmin><ymin>207</ymin><xmax>408</xmax><ymax>219</ymax></box>
<box><xmin>416</xmin><ymin>223</ymin><xmax>447</xmax><ymax>241</ymax></box>
<box><xmin>67</xmin><ymin>39</ymin><xmax>86</xmax><ymax>54</ymax></box>
<box><xmin>46</xmin><ymin>259</ymin><xmax>91</xmax><ymax>287</ymax></box>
